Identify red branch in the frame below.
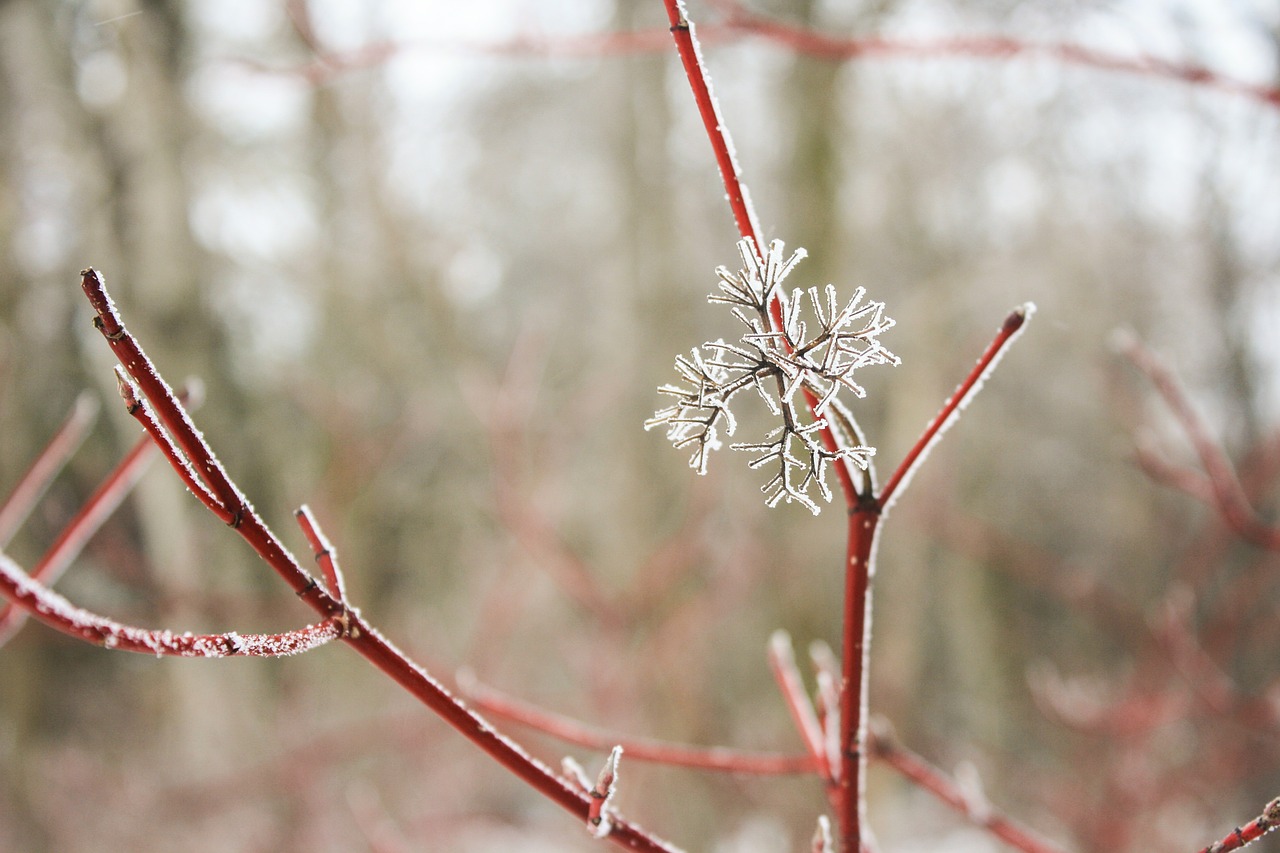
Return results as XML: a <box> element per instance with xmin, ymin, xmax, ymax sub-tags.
<box><xmin>880</xmin><ymin>305</ymin><xmax>1033</xmax><ymax>509</ymax></box>
<box><xmin>0</xmin><ymin>392</ymin><xmax>98</xmax><ymax>546</ymax></box>
<box><xmin>869</xmin><ymin>724</ymin><xmax>1071</xmax><ymax>853</ymax></box>
<box><xmin>0</xmin><ymin>551</ymin><xmax>343</xmax><ymax>657</ymax></box>
<box><xmin>253</xmin><ymin>4</ymin><xmax>1280</xmax><ymax>115</ymax></box>
<box><xmin>462</xmin><ymin>670</ymin><xmax>817</xmax><ymax>776</ymax></box>
<box><xmin>1195</xmin><ymin>797</ymin><xmax>1280</xmax><ymax>853</ymax></box>
<box><xmin>1118</xmin><ymin>333</ymin><xmax>1280</xmax><ymax>550</ymax></box>
<box><xmin>660</xmin><ymin>2</ymin><xmax>761</xmax><ymax>247</ymax></box>
<box><xmin>768</xmin><ymin>630</ymin><xmax>834</xmax><ymax>781</ymax></box>
<box><xmin>77</xmin><ymin>268</ymin><xmax>681</xmax><ymax>853</ymax></box>
<box><xmin>0</xmin><ymin>428</ymin><xmax>156</xmax><ymax>646</ymax></box>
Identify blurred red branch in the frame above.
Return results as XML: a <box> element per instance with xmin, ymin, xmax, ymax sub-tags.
<box><xmin>462</xmin><ymin>671</ymin><xmax>816</xmax><ymax>776</ymax></box>
<box><xmin>0</xmin><ymin>392</ymin><xmax>98</xmax><ymax>547</ymax></box>
<box><xmin>257</xmin><ymin>2</ymin><xmax>1280</xmax><ymax>114</ymax></box>
<box><xmin>0</xmin><ymin>421</ymin><xmax>156</xmax><ymax>646</ymax></box>
<box><xmin>1118</xmin><ymin>332</ymin><xmax>1280</xmax><ymax>550</ymax></box>
<box><xmin>869</xmin><ymin>720</ymin><xmax>1071</xmax><ymax>853</ymax></box>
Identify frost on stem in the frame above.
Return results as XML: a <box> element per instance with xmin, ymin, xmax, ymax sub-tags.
<box><xmin>647</xmin><ymin>238</ymin><xmax>898</xmax><ymax>512</ymax></box>
<box><xmin>811</xmin><ymin>815</ymin><xmax>834</xmax><ymax>853</ymax></box>
<box><xmin>563</xmin><ymin>746</ymin><xmax>624</xmax><ymax>839</ymax></box>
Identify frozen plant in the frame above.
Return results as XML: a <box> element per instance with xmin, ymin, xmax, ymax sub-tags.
<box><xmin>647</xmin><ymin>237</ymin><xmax>899</xmax><ymax>513</ymax></box>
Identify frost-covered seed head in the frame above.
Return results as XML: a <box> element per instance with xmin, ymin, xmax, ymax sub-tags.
<box><xmin>649</xmin><ymin>238</ymin><xmax>897</xmax><ymax>512</ymax></box>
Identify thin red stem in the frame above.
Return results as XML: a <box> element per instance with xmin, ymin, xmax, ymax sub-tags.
<box><xmin>0</xmin><ymin>552</ymin><xmax>344</xmax><ymax>657</ymax></box>
<box><xmin>0</xmin><ymin>429</ymin><xmax>156</xmax><ymax>645</ymax></box>
<box><xmin>0</xmin><ymin>392</ymin><xmax>98</xmax><ymax>546</ymax></box>
<box><xmin>251</xmin><ymin>10</ymin><xmax>1280</xmax><ymax>116</ymax></box>
<box><xmin>661</xmin><ymin>2</ymin><xmax>760</xmax><ymax>246</ymax></box>
<box><xmin>78</xmin><ymin>269</ymin><xmax>681</xmax><ymax>853</ymax></box>
<box><xmin>881</xmin><ymin>305</ymin><xmax>1033</xmax><ymax>509</ymax></box>
<box><xmin>463</xmin><ymin>673</ymin><xmax>817</xmax><ymax>775</ymax></box>
<box><xmin>295</xmin><ymin>504</ymin><xmax>347</xmax><ymax>602</ymax></box>
<box><xmin>869</xmin><ymin>727</ymin><xmax>1071</xmax><ymax>853</ymax></box>
<box><xmin>767</xmin><ymin>630</ymin><xmax>832</xmax><ymax>780</ymax></box>
<box><xmin>1120</xmin><ymin>334</ymin><xmax>1280</xmax><ymax>550</ymax></box>
<box><xmin>1195</xmin><ymin>797</ymin><xmax>1280</xmax><ymax>853</ymax></box>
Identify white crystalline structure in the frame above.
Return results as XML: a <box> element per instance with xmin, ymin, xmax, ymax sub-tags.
<box><xmin>648</xmin><ymin>238</ymin><xmax>899</xmax><ymax>513</ymax></box>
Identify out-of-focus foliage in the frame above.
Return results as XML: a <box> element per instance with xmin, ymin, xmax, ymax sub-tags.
<box><xmin>2</xmin><ymin>1</ymin><xmax>1280</xmax><ymax>850</ymax></box>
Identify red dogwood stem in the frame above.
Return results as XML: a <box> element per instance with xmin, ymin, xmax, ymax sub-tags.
<box><xmin>77</xmin><ymin>268</ymin><xmax>682</xmax><ymax>853</ymax></box>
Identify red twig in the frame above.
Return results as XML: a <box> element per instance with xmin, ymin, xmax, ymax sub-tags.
<box><xmin>1195</xmin><ymin>797</ymin><xmax>1280</xmax><ymax>853</ymax></box>
<box><xmin>0</xmin><ymin>392</ymin><xmax>98</xmax><ymax>546</ymax></box>
<box><xmin>881</xmin><ymin>305</ymin><xmax>1034</xmax><ymax>509</ymax></box>
<box><xmin>461</xmin><ymin>670</ymin><xmax>817</xmax><ymax>776</ymax></box>
<box><xmin>1118</xmin><ymin>333</ymin><xmax>1280</xmax><ymax>550</ymax></box>
<box><xmin>869</xmin><ymin>722</ymin><xmax>1071</xmax><ymax>853</ymax></box>
<box><xmin>78</xmin><ymin>268</ymin><xmax>681</xmax><ymax>853</ymax></box>
<box><xmin>254</xmin><ymin>6</ymin><xmax>1280</xmax><ymax>115</ymax></box>
<box><xmin>295</xmin><ymin>504</ymin><xmax>347</xmax><ymax>602</ymax></box>
<box><xmin>660</xmin><ymin>2</ymin><xmax>760</xmax><ymax>246</ymax></box>
<box><xmin>0</xmin><ymin>428</ymin><xmax>157</xmax><ymax>646</ymax></box>
<box><xmin>768</xmin><ymin>630</ymin><xmax>833</xmax><ymax>781</ymax></box>
<box><xmin>839</xmin><ymin>497</ymin><xmax>876</xmax><ymax>849</ymax></box>
<box><xmin>0</xmin><ymin>551</ymin><xmax>343</xmax><ymax>657</ymax></box>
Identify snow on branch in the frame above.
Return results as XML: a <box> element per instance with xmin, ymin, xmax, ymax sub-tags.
<box><xmin>0</xmin><ymin>551</ymin><xmax>344</xmax><ymax>657</ymax></box>
<box><xmin>648</xmin><ymin>238</ymin><xmax>898</xmax><ymax>513</ymax></box>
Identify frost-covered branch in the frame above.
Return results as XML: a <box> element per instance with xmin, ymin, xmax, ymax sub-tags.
<box><xmin>1195</xmin><ymin>797</ymin><xmax>1280</xmax><ymax>853</ymax></box>
<box><xmin>880</xmin><ymin>304</ymin><xmax>1033</xmax><ymax>510</ymax></box>
<box><xmin>78</xmin><ymin>267</ymin><xmax>681</xmax><ymax>853</ymax></box>
<box><xmin>648</xmin><ymin>238</ymin><xmax>897</xmax><ymax>513</ymax></box>
<box><xmin>0</xmin><ymin>551</ymin><xmax>344</xmax><ymax>657</ymax></box>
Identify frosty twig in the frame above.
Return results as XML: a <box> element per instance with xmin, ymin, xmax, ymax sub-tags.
<box><xmin>77</xmin><ymin>268</ymin><xmax>681</xmax><ymax>853</ymax></box>
<box><xmin>1195</xmin><ymin>797</ymin><xmax>1280</xmax><ymax>853</ymax></box>
<box><xmin>648</xmin><ymin>238</ymin><xmax>897</xmax><ymax>513</ymax></box>
<box><xmin>0</xmin><ymin>552</ymin><xmax>343</xmax><ymax>657</ymax></box>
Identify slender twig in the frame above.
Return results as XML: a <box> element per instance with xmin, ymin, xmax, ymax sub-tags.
<box><xmin>248</xmin><ymin>7</ymin><xmax>1280</xmax><ymax>115</ymax></box>
<box><xmin>1118</xmin><ymin>333</ymin><xmax>1280</xmax><ymax>550</ymax></box>
<box><xmin>1195</xmin><ymin>797</ymin><xmax>1280</xmax><ymax>853</ymax></box>
<box><xmin>460</xmin><ymin>669</ymin><xmax>817</xmax><ymax>775</ymax></box>
<box><xmin>880</xmin><ymin>305</ymin><xmax>1034</xmax><ymax>510</ymax></box>
<box><xmin>0</xmin><ymin>392</ymin><xmax>98</xmax><ymax>546</ymax></box>
<box><xmin>768</xmin><ymin>630</ymin><xmax>832</xmax><ymax>780</ymax></box>
<box><xmin>0</xmin><ymin>552</ymin><xmax>343</xmax><ymax>657</ymax></box>
<box><xmin>0</xmin><ymin>429</ymin><xmax>157</xmax><ymax>646</ymax></box>
<box><xmin>295</xmin><ymin>504</ymin><xmax>347</xmax><ymax>602</ymax></box>
<box><xmin>78</xmin><ymin>268</ymin><xmax>681</xmax><ymax>853</ymax></box>
<box><xmin>660</xmin><ymin>2</ymin><xmax>760</xmax><ymax>246</ymax></box>
<box><xmin>868</xmin><ymin>721</ymin><xmax>1072</xmax><ymax>853</ymax></box>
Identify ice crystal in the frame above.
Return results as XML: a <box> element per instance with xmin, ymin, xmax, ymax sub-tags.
<box><xmin>648</xmin><ymin>238</ymin><xmax>898</xmax><ymax>512</ymax></box>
